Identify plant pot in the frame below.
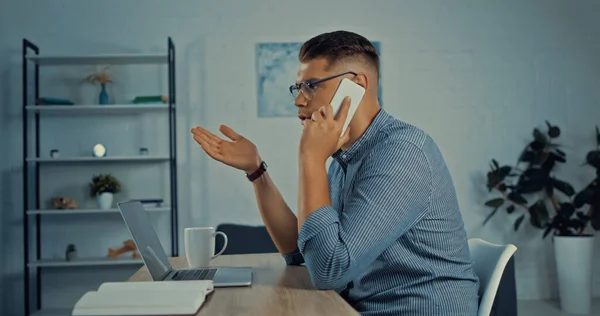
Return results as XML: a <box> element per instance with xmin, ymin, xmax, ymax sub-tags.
<box><xmin>553</xmin><ymin>235</ymin><xmax>595</xmax><ymax>314</ymax></box>
<box><xmin>96</xmin><ymin>192</ymin><xmax>114</xmax><ymax>210</ymax></box>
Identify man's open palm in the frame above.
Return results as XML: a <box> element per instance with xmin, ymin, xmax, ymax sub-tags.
<box><xmin>191</xmin><ymin>125</ymin><xmax>261</xmax><ymax>173</ymax></box>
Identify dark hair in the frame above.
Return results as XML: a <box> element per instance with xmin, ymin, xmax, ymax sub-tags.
<box><xmin>299</xmin><ymin>30</ymin><xmax>379</xmax><ymax>75</ymax></box>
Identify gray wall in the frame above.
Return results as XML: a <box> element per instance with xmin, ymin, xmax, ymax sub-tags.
<box><xmin>1</xmin><ymin>0</ymin><xmax>600</xmax><ymax>314</ymax></box>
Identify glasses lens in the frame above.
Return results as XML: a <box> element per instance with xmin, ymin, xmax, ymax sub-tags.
<box><xmin>290</xmin><ymin>87</ymin><xmax>299</xmax><ymax>99</ymax></box>
<box><xmin>300</xmin><ymin>84</ymin><xmax>313</xmax><ymax>100</ymax></box>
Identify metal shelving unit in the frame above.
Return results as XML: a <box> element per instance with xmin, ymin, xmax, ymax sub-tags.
<box><xmin>22</xmin><ymin>37</ymin><xmax>178</xmax><ymax>316</ymax></box>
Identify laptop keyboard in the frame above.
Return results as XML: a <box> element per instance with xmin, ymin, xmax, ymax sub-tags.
<box><xmin>172</xmin><ymin>268</ymin><xmax>218</xmax><ymax>281</ymax></box>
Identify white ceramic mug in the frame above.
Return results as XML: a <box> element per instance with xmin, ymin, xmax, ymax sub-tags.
<box><xmin>184</xmin><ymin>227</ymin><xmax>228</xmax><ymax>268</ymax></box>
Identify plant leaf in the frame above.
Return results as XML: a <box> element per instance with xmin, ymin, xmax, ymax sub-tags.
<box><xmin>558</xmin><ymin>203</ymin><xmax>575</xmax><ymax>218</ymax></box>
<box><xmin>552</xmin><ymin>178</ymin><xmax>575</xmax><ymax>197</ymax></box>
<box><xmin>533</xmin><ymin>128</ymin><xmax>547</xmax><ymax>144</ymax></box>
<box><xmin>514</xmin><ymin>215</ymin><xmax>525</xmax><ymax>231</ymax></box>
<box><xmin>508</xmin><ymin>192</ymin><xmax>528</xmax><ymax>205</ymax></box>
<box><xmin>574</xmin><ymin>186</ymin><xmax>594</xmax><ymax>208</ymax></box>
<box><xmin>551</xmin><ymin>151</ymin><xmax>566</xmax><ymax>163</ymax></box>
<box><xmin>586</xmin><ymin>151</ymin><xmax>600</xmax><ymax>168</ymax></box>
<box><xmin>485</xmin><ymin>198</ymin><xmax>505</xmax><ymax>208</ymax></box>
<box><xmin>483</xmin><ymin>207</ymin><xmax>499</xmax><ymax>226</ymax></box>
<box><xmin>529</xmin><ymin>200</ymin><xmax>550</xmax><ymax>229</ymax></box>
<box><xmin>506</xmin><ymin>205</ymin><xmax>516</xmax><ymax>214</ymax></box>
<box><xmin>591</xmin><ymin>205</ymin><xmax>600</xmax><ymax>230</ymax></box>
<box><xmin>492</xmin><ymin>159</ymin><xmax>499</xmax><ymax>169</ymax></box>
<box><xmin>530</xmin><ymin>140</ymin><xmax>545</xmax><ymax>151</ymax></box>
<box><xmin>499</xmin><ymin>166</ymin><xmax>512</xmax><ymax>176</ymax></box>
<box><xmin>516</xmin><ymin>180</ymin><xmax>545</xmax><ymax>194</ymax></box>
<box><xmin>596</xmin><ymin>126</ymin><xmax>600</xmax><ymax>147</ymax></box>
<box><xmin>543</xmin><ymin>226</ymin><xmax>553</xmax><ymax>238</ymax></box>
<box><xmin>519</xmin><ymin>150</ymin><xmax>535</xmax><ymax>163</ymax></box>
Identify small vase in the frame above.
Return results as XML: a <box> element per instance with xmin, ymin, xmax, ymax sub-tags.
<box><xmin>97</xmin><ymin>192</ymin><xmax>114</xmax><ymax>210</ymax></box>
<box><xmin>553</xmin><ymin>235</ymin><xmax>595</xmax><ymax>314</ymax></box>
<box><xmin>65</xmin><ymin>244</ymin><xmax>77</xmax><ymax>261</ymax></box>
<box><xmin>99</xmin><ymin>83</ymin><xmax>109</xmax><ymax>105</ymax></box>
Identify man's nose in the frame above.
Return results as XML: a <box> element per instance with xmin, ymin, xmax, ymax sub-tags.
<box><xmin>293</xmin><ymin>92</ymin><xmax>308</xmax><ymax>108</ymax></box>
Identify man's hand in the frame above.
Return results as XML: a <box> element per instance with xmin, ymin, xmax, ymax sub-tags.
<box><xmin>191</xmin><ymin>125</ymin><xmax>262</xmax><ymax>174</ymax></box>
<box><xmin>297</xmin><ymin>96</ymin><xmax>352</xmax><ymax>230</ymax></box>
<box><xmin>299</xmin><ymin>96</ymin><xmax>352</xmax><ymax>165</ymax></box>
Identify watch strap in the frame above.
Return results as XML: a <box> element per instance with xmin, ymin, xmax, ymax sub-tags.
<box><xmin>246</xmin><ymin>161</ymin><xmax>267</xmax><ymax>182</ymax></box>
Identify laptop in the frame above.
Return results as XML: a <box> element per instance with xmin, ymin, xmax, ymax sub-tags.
<box><xmin>117</xmin><ymin>201</ymin><xmax>252</xmax><ymax>287</ymax></box>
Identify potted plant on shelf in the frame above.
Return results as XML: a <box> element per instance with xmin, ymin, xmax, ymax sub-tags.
<box><xmin>89</xmin><ymin>174</ymin><xmax>121</xmax><ymax>210</ymax></box>
<box><xmin>85</xmin><ymin>66</ymin><xmax>113</xmax><ymax>105</ymax></box>
<box><xmin>482</xmin><ymin>123</ymin><xmax>599</xmax><ymax>315</ymax></box>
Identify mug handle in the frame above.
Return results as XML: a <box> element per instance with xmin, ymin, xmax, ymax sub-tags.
<box><xmin>212</xmin><ymin>231</ymin><xmax>228</xmax><ymax>259</ymax></box>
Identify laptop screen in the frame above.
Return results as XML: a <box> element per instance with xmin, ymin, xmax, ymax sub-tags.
<box><xmin>117</xmin><ymin>201</ymin><xmax>173</xmax><ymax>280</ymax></box>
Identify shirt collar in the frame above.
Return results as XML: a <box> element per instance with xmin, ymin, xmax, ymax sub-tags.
<box><xmin>332</xmin><ymin>108</ymin><xmax>390</xmax><ymax>167</ymax></box>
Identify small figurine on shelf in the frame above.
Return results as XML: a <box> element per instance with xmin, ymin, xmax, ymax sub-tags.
<box><xmin>50</xmin><ymin>149</ymin><xmax>60</xmax><ymax>158</ymax></box>
<box><xmin>51</xmin><ymin>196</ymin><xmax>78</xmax><ymax>209</ymax></box>
<box><xmin>65</xmin><ymin>244</ymin><xmax>77</xmax><ymax>261</ymax></box>
<box><xmin>85</xmin><ymin>66</ymin><xmax>113</xmax><ymax>105</ymax></box>
<box><xmin>108</xmin><ymin>239</ymin><xmax>140</xmax><ymax>260</ymax></box>
<box><xmin>139</xmin><ymin>147</ymin><xmax>149</xmax><ymax>156</ymax></box>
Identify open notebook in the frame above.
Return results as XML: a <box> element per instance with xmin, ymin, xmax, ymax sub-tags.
<box><xmin>71</xmin><ymin>280</ymin><xmax>214</xmax><ymax>316</ymax></box>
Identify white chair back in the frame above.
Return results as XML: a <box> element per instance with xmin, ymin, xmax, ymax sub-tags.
<box><xmin>468</xmin><ymin>238</ymin><xmax>517</xmax><ymax>316</ymax></box>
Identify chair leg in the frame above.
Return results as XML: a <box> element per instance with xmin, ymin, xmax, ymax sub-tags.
<box><xmin>490</xmin><ymin>256</ymin><xmax>518</xmax><ymax>316</ymax></box>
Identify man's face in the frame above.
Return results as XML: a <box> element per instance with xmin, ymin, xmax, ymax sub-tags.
<box><xmin>293</xmin><ymin>58</ymin><xmax>353</xmax><ymax>124</ymax></box>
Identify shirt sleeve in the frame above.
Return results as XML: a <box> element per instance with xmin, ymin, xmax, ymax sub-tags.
<box><xmin>282</xmin><ymin>247</ymin><xmax>305</xmax><ymax>265</ymax></box>
<box><xmin>297</xmin><ymin>138</ymin><xmax>433</xmax><ymax>291</ymax></box>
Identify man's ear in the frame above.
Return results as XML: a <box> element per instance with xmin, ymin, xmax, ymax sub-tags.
<box><xmin>353</xmin><ymin>73</ymin><xmax>368</xmax><ymax>90</ymax></box>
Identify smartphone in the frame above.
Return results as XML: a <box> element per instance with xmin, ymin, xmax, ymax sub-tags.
<box><xmin>329</xmin><ymin>78</ymin><xmax>365</xmax><ymax>136</ymax></box>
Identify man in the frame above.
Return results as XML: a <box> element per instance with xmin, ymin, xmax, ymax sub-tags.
<box><xmin>191</xmin><ymin>30</ymin><xmax>479</xmax><ymax>315</ymax></box>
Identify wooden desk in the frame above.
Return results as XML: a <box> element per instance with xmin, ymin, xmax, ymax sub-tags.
<box><xmin>128</xmin><ymin>253</ymin><xmax>359</xmax><ymax>316</ymax></box>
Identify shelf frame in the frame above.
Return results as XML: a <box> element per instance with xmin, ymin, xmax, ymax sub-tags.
<box><xmin>25</xmin><ymin>53</ymin><xmax>168</xmax><ymax>65</ymax></box>
<box><xmin>22</xmin><ymin>37</ymin><xmax>179</xmax><ymax>316</ymax></box>
<box><xmin>26</xmin><ymin>156</ymin><xmax>170</xmax><ymax>163</ymax></box>
<box><xmin>25</xmin><ymin>104</ymin><xmax>170</xmax><ymax>114</ymax></box>
<box><xmin>26</xmin><ymin>206</ymin><xmax>171</xmax><ymax>215</ymax></box>
<box><xmin>28</xmin><ymin>258</ymin><xmax>144</xmax><ymax>268</ymax></box>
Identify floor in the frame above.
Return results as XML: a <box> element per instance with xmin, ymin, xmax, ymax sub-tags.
<box><xmin>518</xmin><ymin>299</ymin><xmax>600</xmax><ymax>316</ymax></box>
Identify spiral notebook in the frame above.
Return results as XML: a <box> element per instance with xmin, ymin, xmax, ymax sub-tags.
<box><xmin>71</xmin><ymin>280</ymin><xmax>214</xmax><ymax>315</ymax></box>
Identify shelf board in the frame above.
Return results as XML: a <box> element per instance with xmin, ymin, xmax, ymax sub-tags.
<box><xmin>28</xmin><ymin>257</ymin><xmax>144</xmax><ymax>268</ymax></box>
<box><xmin>26</xmin><ymin>53</ymin><xmax>168</xmax><ymax>65</ymax></box>
<box><xmin>26</xmin><ymin>156</ymin><xmax>170</xmax><ymax>163</ymax></box>
<box><xmin>26</xmin><ymin>104</ymin><xmax>170</xmax><ymax>113</ymax></box>
<box><xmin>27</xmin><ymin>206</ymin><xmax>170</xmax><ymax>215</ymax></box>
<box><xmin>30</xmin><ymin>308</ymin><xmax>72</xmax><ymax>316</ymax></box>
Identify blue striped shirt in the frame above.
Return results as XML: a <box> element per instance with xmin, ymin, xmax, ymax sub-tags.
<box><xmin>283</xmin><ymin>109</ymin><xmax>480</xmax><ymax>315</ymax></box>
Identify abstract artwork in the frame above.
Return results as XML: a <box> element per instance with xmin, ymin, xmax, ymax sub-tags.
<box><xmin>256</xmin><ymin>41</ymin><xmax>381</xmax><ymax>118</ymax></box>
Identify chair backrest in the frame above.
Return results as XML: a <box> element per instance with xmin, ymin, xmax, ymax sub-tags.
<box><xmin>468</xmin><ymin>238</ymin><xmax>517</xmax><ymax>316</ymax></box>
<box><xmin>215</xmin><ymin>224</ymin><xmax>279</xmax><ymax>255</ymax></box>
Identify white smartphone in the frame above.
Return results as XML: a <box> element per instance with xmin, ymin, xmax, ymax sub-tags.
<box><xmin>329</xmin><ymin>78</ymin><xmax>366</xmax><ymax>136</ymax></box>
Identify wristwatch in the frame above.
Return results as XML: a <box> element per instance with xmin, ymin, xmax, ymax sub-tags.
<box><xmin>246</xmin><ymin>161</ymin><xmax>268</xmax><ymax>182</ymax></box>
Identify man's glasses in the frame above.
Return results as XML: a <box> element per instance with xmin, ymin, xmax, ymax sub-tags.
<box><xmin>289</xmin><ymin>71</ymin><xmax>357</xmax><ymax>101</ymax></box>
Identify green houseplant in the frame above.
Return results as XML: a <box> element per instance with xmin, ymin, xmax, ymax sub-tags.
<box><xmin>482</xmin><ymin>123</ymin><xmax>599</xmax><ymax>314</ymax></box>
<box><xmin>89</xmin><ymin>174</ymin><xmax>121</xmax><ymax>210</ymax></box>
<box><xmin>483</xmin><ymin>123</ymin><xmax>599</xmax><ymax>235</ymax></box>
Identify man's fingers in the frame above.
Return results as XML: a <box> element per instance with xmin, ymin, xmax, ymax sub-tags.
<box><xmin>334</xmin><ymin>96</ymin><xmax>351</xmax><ymax>123</ymax></box>
<box><xmin>196</xmin><ymin>130</ymin><xmax>221</xmax><ymax>148</ymax></box>
<box><xmin>311</xmin><ymin>109</ymin><xmax>325</xmax><ymax>122</ymax></box>
<box><xmin>219</xmin><ymin>125</ymin><xmax>242</xmax><ymax>141</ymax></box>
<box><xmin>192</xmin><ymin>126</ymin><xmax>226</xmax><ymax>145</ymax></box>
<box><xmin>322</xmin><ymin>104</ymin><xmax>333</xmax><ymax>120</ymax></box>
<box><xmin>193</xmin><ymin>135</ymin><xmax>224</xmax><ymax>161</ymax></box>
<box><xmin>337</xmin><ymin>126</ymin><xmax>351</xmax><ymax>148</ymax></box>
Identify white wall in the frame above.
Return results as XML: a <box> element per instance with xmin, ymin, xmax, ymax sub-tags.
<box><xmin>1</xmin><ymin>0</ymin><xmax>600</xmax><ymax>314</ymax></box>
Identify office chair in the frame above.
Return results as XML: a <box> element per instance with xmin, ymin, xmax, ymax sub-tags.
<box><xmin>215</xmin><ymin>223</ymin><xmax>279</xmax><ymax>255</ymax></box>
<box><xmin>468</xmin><ymin>238</ymin><xmax>518</xmax><ymax>316</ymax></box>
